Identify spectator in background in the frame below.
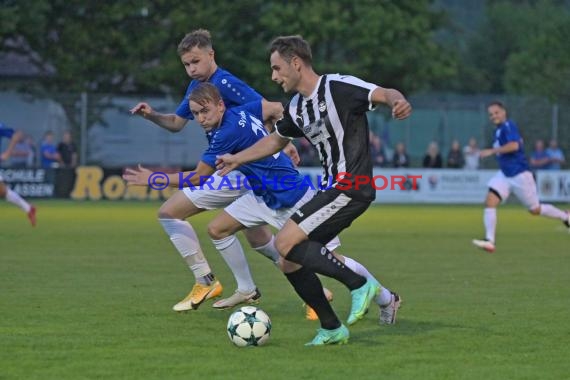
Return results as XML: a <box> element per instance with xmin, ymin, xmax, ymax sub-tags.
<box><xmin>57</xmin><ymin>131</ymin><xmax>78</xmax><ymax>168</ymax></box>
<box><xmin>422</xmin><ymin>141</ymin><xmax>442</xmax><ymax>168</ymax></box>
<box><xmin>545</xmin><ymin>139</ymin><xmax>565</xmax><ymax>170</ymax></box>
<box><xmin>40</xmin><ymin>131</ymin><xmax>61</xmax><ymax>168</ymax></box>
<box><xmin>392</xmin><ymin>142</ymin><xmax>410</xmax><ymax>168</ymax></box>
<box><xmin>463</xmin><ymin>137</ymin><xmax>480</xmax><ymax>170</ymax></box>
<box><xmin>529</xmin><ymin>139</ymin><xmax>550</xmax><ymax>171</ymax></box>
<box><xmin>369</xmin><ymin>131</ymin><xmax>387</xmax><ymax>167</ymax></box>
<box><xmin>10</xmin><ymin>133</ymin><xmax>34</xmax><ymax>168</ymax></box>
<box><xmin>446</xmin><ymin>139</ymin><xmax>465</xmax><ymax>169</ymax></box>
<box><xmin>295</xmin><ymin>137</ymin><xmax>318</xmax><ymax>166</ymax></box>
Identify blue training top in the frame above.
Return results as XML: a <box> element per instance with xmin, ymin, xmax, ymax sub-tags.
<box><xmin>200</xmin><ymin>101</ymin><xmax>309</xmax><ymax>210</ymax></box>
<box><xmin>175</xmin><ymin>68</ymin><xmax>262</xmax><ymax>120</ymax></box>
<box><xmin>492</xmin><ymin>119</ymin><xmax>529</xmax><ymax>177</ymax></box>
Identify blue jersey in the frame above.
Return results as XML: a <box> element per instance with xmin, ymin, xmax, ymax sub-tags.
<box><xmin>0</xmin><ymin>123</ymin><xmax>15</xmax><ymax>140</ymax></box>
<box><xmin>492</xmin><ymin>119</ymin><xmax>529</xmax><ymax>177</ymax></box>
<box><xmin>175</xmin><ymin>68</ymin><xmax>262</xmax><ymax>119</ymax></box>
<box><xmin>0</xmin><ymin>123</ymin><xmax>15</xmax><ymax>163</ymax></box>
<box><xmin>200</xmin><ymin>102</ymin><xmax>309</xmax><ymax>209</ymax></box>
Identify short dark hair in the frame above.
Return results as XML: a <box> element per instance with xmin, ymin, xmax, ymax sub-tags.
<box><xmin>177</xmin><ymin>29</ymin><xmax>213</xmax><ymax>56</ymax></box>
<box><xmin>189</xmin><ymin>82</ymin><xmax>222</xmax><ymax>106</ymax></box>
<box><xmin>269</xmin><ymin>35</ymin><xmax>312</xmax><ymax>65</ymax></box>
<box><xmin>487</xmin><ymin>100</ymin><xmax>506</xmax><ymax>110</ymax></box>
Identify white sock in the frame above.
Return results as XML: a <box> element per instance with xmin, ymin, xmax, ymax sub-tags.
<box><xmin>6</xmin><ymin>189</ymin><xmax>31</xmax><ymax>213</ymax></box>
<box><xmin>343</xmin><ymin>256</ymin><xmax>391</xmax><ymax>306</ymax></box>
<box><xmin>159</xmin><ymin>218</ymin><xmax>212</xmax><ymax>282</ymax></box>
<box><xmin>212</xmin><ymin>235</ymin><xmax>256</xmax><ymax>293</ymax></box>
<box><xmin>484</xmin><ymin>208</ymin><xmax>496</xmax><ymax>243</ymax></box>
<box><xmin>252</xmin><ymin>235</ymin><xmax>280</xmax><ymax>265</ymax></box>
<box><xmin>539</xmin><ymin>204</ymin><xmax>568</xmax><ymax>220</ymax></box>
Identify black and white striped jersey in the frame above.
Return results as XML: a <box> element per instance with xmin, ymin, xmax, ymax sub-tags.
<box><xmin>275</xmin><ymin>74</ymin><xmax>378</xmax><ymax>201</ymax></box>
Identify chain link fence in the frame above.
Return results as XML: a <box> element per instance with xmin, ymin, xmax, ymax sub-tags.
<box><xmin>368</xmin><ymin>94</ymin><xmax>569</xmax><ymax>168</ymax></box>
<box><xmin>1</xmin><ymin>91</ymin><xmax>568</xmax><ymax>169</ymax></box>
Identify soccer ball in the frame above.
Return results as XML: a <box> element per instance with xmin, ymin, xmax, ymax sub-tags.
<box><xmin>227</xmin><ymin>306</ymin><xmax>271</xmax><ymax>347</ymax></box>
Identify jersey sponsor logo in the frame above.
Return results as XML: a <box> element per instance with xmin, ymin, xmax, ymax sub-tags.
<box><xmin>303</xmin><ymin>118</ymin><xmax>331</xmax><ymax>145</ymax></box>
<box><xmin>238</xmin><ymin>111</ymin><xmax>247</xmax><ymax>128</ymax></box>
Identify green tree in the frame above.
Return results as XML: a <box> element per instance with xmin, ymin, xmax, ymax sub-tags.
<box><xmin>503</xmin><ymin>3</ymin><xmax>570</xmax><ymax>101</ymax></box>
<box><xmin>1</xmin><ymin>0</ymin><xmax>456</xmax><ymax>98</ymax></box>
<box><xmin>459</xmin><ymin>0</ymin><xmax>570</xmax><ymax>101</ymax></box>
<box><xmin>255</xmin><ymin>0</ymin><xmax>457</xmax><ymax>98</ymax></box>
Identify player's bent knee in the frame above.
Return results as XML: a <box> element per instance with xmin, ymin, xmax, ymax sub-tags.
<box><xmin>157</xmin><ymin>204</ymin><xmax>189</xmax><ymax>219</ymax></box>
<box><xmin>157</xmin><ymin>205</ymin><xmax>175</xmax><ymax>219</ymax></box>
<box><xmin>207</xmin><ymin>222</ymin><xmax>230</xmax><ymax>240</ymax></box>
<box><xmin>274</xmin><ymin>235</ymin><xmax>293</xmax><ymax>258</ymax></box>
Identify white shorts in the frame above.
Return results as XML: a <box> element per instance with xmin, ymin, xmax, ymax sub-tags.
<box><xmin>487</xmin><ymin>170</ymin><xmax>539</xmax><ymax>209</ymax></box>
<box><xmin>182</xmin><ymin>171</ymin><xmax>247</xmax><ymax>210</ymax></box>
<box><xmin>224</xmin><ymin>188</ymin><xmax>341</xmax><ymax>251</ymax></box>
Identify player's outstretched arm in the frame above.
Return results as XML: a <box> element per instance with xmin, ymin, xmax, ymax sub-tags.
<box><xmin>371</xmin><ymin>87</ymin><xmax>412</xmax><ymax>120</ymax></box>
<box><xmin>123</xmin><ymin>162</ymin><xmax>215</xmax><ymax>188</ymax></box>
<box><xmin>216</xmin><ymin>133</ymin><xmax>289</xmax><ymax>176</ymax></box>
<box><xmin>130</xmin><ymin>102</ymin><xmax>188</xmax><ymax>132</ymax></box>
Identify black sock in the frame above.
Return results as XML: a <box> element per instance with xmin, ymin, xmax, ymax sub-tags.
<box><xmin>286</xmin><ymin>240</ymin><xmax>366</xmax><ymax>291</ymax></box>
<box><xmin>285</xmin><ymin>267</ymin><xmax>340</xmax><ymax>330</ymax></box>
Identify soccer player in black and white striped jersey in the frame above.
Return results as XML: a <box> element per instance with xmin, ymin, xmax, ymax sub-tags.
<box><xmin>216</xmin><ymin>35</ymin><xmax>412</xmax><ymax>345</ymax></box>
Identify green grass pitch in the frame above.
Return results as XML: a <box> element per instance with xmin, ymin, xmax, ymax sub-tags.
<box><xmin>1</xmin><ymin>201</ymin><xmax>569</xmax><ymax>379</ymax></box>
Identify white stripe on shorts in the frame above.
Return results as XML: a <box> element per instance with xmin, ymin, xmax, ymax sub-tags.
<box><xmin>297</xmin><ymin>192</ymin><xmax>352</xmax><ymax>235</ymax></box>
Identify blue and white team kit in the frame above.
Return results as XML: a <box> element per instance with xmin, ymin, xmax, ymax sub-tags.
<box><xmin>487</xmin><ymin>119</ymin><xmax>539</xmax><ymax>209</ymax></box>
<box><xmin>176</xmin><ymin>68</ymin><xmax>261</xmax><ymax>210</ymax></box>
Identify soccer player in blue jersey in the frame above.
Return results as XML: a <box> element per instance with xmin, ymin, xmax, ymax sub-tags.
<box><xmin>472</xmin><ymin>101</ymin><xmax>570</xmax><ymax>253</ymax></box>
<box><xmin>0</xmin><ymin>123</ymin><xmax>36</xmax><ymax>226</ymax></box>
<box><xmin>216</xmin><ymin>35</ymin><xmax>412</xmax><ymax>345</ymax></box>
<box><xmin>129</xmin><ymin>29</ymin><xmax>298</xmax><ymax>312</ymax></box>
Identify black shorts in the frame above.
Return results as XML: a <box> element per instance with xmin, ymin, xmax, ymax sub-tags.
<box><xmin>290</xmin><ymin>188</ymin><xmax>371</xmax><ymax>245</ymax></box>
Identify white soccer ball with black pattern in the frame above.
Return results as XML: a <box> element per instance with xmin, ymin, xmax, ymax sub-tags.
<box><xmin>227</xmin><ymin>306</ymin><xmax>271</xmax><ymax>347</ymax></box>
